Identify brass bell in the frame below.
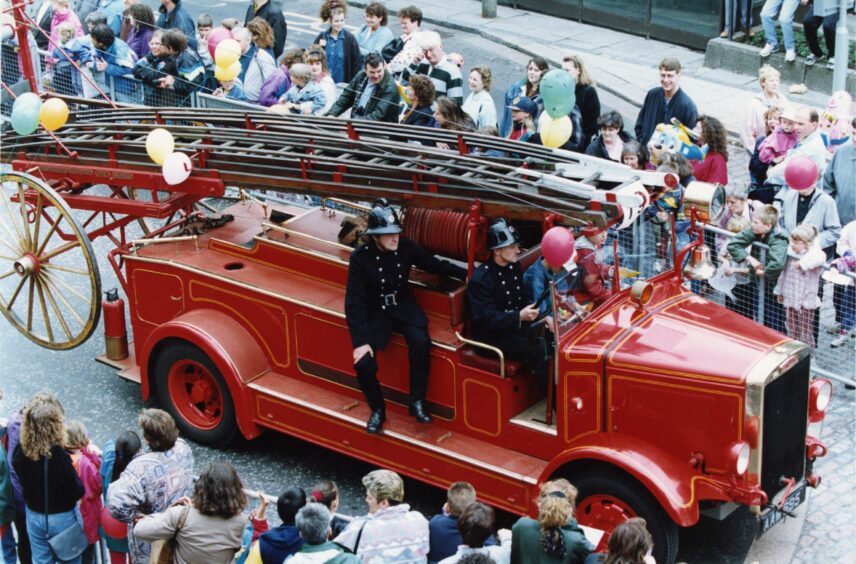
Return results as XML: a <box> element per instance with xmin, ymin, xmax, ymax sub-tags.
<box><xmin>684</xmin><ymin>243</ymin><xmax>716</xmax><ymax>281</ymax></box>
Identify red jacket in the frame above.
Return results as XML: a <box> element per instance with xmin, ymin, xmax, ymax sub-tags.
<box><xmin>691</xmin><ymin>152</ymin><xmax>728</xmax><ymax>185</ymax></box>
<box><xmin>575</xmin><ymin>241</ymin><xmax>613</xmax><ymax>306</ymax></box>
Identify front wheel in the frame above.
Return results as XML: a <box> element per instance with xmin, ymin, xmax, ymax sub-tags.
<box><xmin>573</xmin><ymin>470</ymin><xmax>679</xmax><ymax>564</ymax></box>
<box><xmin>154</xmin><ymin>341</ymin><xmax>239</xmax><ymax>446</ymax></box>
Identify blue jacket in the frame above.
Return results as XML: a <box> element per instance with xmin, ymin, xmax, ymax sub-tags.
<box><xmin>258</xmin><ymin>524</ymin><xmax>304</xmax><ymax>564</ymax></box>
<box><xmin>97</xmin><ymin>0</ymin><xmax>124</xmax><ymax>36</ymax></box>
<box><xmin>523</xmin><ymin>257</ymin><xmax>579</xmax><ymax>315</ymax></box>
<box><xmin>53</xmin><ymin>38</ymin><xmax>91</xmax><ymax>67</ymax></box>
<box><xmin>156</xmin><ymin>0</ymin><xmax>197</xmax><ymax>51</ymax></box>
<box><xmin>95</xmin><ymin>37</ymin><xmax>137</xmax><ymax>99</ymax></box>
<box><xmin>282</xmin><ymin>81</ymin><xmax>327</xmax><ymax>114</ymax></box>
<box><xmin>499</xmin><ymin>78</ymin><xmax>544</xmax><ymax>138</ymax></box>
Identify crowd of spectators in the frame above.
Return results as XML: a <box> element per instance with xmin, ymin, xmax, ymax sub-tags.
<box><xmin>5</xmin><ymin>0</ymin><xmax>855</xmax><ymax>350</ymax></box>
<box><xmin>0</xmin><ymin>390</ymin><xmax>669</xmax><ymax>563</ymax></box>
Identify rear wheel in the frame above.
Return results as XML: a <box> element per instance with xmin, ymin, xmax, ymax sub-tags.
<box><xmin>154</xmin><ymin>341</ymin><xmax>238</xmax><ymax>446</ymax></box>
<box><xmin>573</xmin><ymin>470</ymin><xmax>679</xmax><ymax>564</ymax></box>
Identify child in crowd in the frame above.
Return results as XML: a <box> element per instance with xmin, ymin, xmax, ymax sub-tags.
<box><xmin>748</xmin><ymin>106</ymin><xmax>783</xmax><ymax>202</ymax></box>
<box><xmin>428</xmin><ymin>481</ymin><xmax>481</xmax><ymax>562</ymax></box>
<box><xmin>259</xmin><ymin>47</ymin><xmax>305</xmax><ymax>107</ymax></box>
<box><xmin>213</xmin><ymin>77</ymin><xmax>248</xmax><ymax>101</ymax></box>
<box><xmin>776</xmin><ymin>224</ymin><xmax>826</xmax><ymax>348</ymax></box>
<box><xmin>100</xmin><ymin>430</ymin><xmax>141</xmax><ymax>564</ymax></box>
<box><xmin>758</xmin><ymin>104</ymin><xmax>798</xmax><ymax>166</ymax></box>
<box><xmin>309</xmin><ymin>480</ymin><xmax>349</xmax><ymax>538</ymax></box>
<box><xmin>274</xmin><ymin>63</ymin><xmax>326</xmax><ymax>115</ymax></box>
<box><xmin>50</xmin><ymin>21</ymin><xmax>90</xmax><ymax>95</ymax></box>
<box><xmin>575</xmin><ymin>224</ymin><xmax>615</xmax><ymax>307</ymax></box>
<box><xmin>505</xmin><ymin>96</ymin><xmax>536</xmax><ymax>142</ymax></box>
<box><xmin>712</xmin><ymin>215</ymin><xmax>753</xmax><ymax>305</ymax></box>
<box><xmin>66</xmin><ymin>420</ymin><xmax>103</xmax><ymax>564</ymax></box>
<box><xmin>830</xmin><ymin>220</ymin><xmax>856</xmax><ymax>347</ymax></box>
<box><xmin>195</xmin><ymin>14</ymin><xmax>215</xmax><ymax>90</ymax></box>
<box><xmin>621</xmin><ymin>140</ymin><xmax>652</xmax><ymax>170</ymax></box>
<box><xmin>726</xmin><ymin>204</ymin><xmax>789</xmax><ymax>332</ymax></box>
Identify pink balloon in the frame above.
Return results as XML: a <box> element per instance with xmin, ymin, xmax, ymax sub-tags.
<box><xmin>784</xmin><ymin>156</ymin><xmax>818</xmax><ymax>191</ymax></box>
<box><xmin>207</xmin><ymin>27</ymin><xmax>233</xmax><ymax>59</ymax></box>
<box><xmin>101</xmin><ymin>506</ymin><xmax>127</xmax><ymax>539</ymax></box>
<box><xmin>541</xmin><ymin>226</ymin><xmax>575</xmax><ymax>269</ymax></box>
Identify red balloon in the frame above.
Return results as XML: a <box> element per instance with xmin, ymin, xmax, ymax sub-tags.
<box><xmin>541</xmin><ymin>226</ymin><xmax>575</xmax><ymax>269</ymax></box>
<box><xmin>101</xmin><ymin>506</ymin><xmax>128</xmax><ymax>539</ymax></box>
<box><xmin>784</xmin><ymin>156</ymin><xmax>819</xmax><ymax>191</ymax></box>
<box><xmin>207</xmin><ymin>27</ymin><xmax>233</xmax><ymax>59</ymax></box>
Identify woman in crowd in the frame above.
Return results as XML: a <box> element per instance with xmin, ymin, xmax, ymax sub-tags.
<box><xmin>304</xmin><ymin>45</ymin><xmax>337</xmax><ymax>115</ymax></box>
<box><xmin>11</xmin><ymin>393</ymin><xmax>85</xmax><ymax>564</ymax></box>
<box><xmin>124</xmin><ymin>2</ymin><xmax>154</xmax><ymax>60</ymax></box>
<box><xmin>505</xmin><ymin>95</ymin><xmax>537</xmax><ymax>142</ymax></box>
<box><xmin>314</xmin><ymin>0</ymin><xmax>361</xmax><ymax>84</ymax></box>
<box><xmin>563</xmin><ymin>54</ymin><xmax>601</xmax><ymax>145</ymax></box>
<box><xmin>309</xmin><ymin>480</ymin><xmax>349</xmax><ymax>538</ymax></box>
<box><xmin>621</xmin><ymin>140</ymin><xmax>650</xmax><ymax>170</ymax></box>
<box><xmin>462</xmin><ymin>65</ymin><xmax>497</xmax><ymax>130</ymax></box>
<box><xmin>401</xmin><ymin>74</ymin><xmax>436</xmax><ymax>127</ymax></box>
<box><xmin>356</xmin><ymin>1</ymin><xmax>394</xmax><ymax>57</ymax></box>
<box><xmin>585</xmin><ymin>111</ymin><xmax>631</xmax><ymax>162</ymax></box>
<box><xmin>740</xmin><ymin>65</ymin><xmax>787</xmax><ymax>154</ymax></box>
<box><xmin>511</xmin><ymin>479</ymin><xmax>593</xmax><ymax>564</ymax></box>
<box><xmin>584</xmin><ymin>518</ymin><xmax>655</xmax><ymax>564</ymax></box>
<box><xmin>692</xmin><ymin>115</ymin><xmax>729</xmax><ymax>184</ymax></box>
<box><xmin>100</xmin><ymin>430</ymin><xmax>142</xmax><ymax>564</ymax></box>
<box><xmin>247</xmin><ymin>17</ymin><xmax>276</xmax><ymax>59</ymax></box>
<box><xmin>748</xmin><ymin>105</ymin><xmax>782</xmax><ymax>200</ymax></box>
<box><xmin>434</xmin><ymin>97</ymin><xmax>476</xmax><ymax>132</ymax></box>
<box><xmin>499</xmin><ymin>56</ymin><xmax>548</xmax><ymax>137</ymax></box>
<box><xmin>107</xmin><ymin>409</ymin><xmax>194</xmax><ymax>563</ymax></box>
<box><xmin>134</xmin><ymin>462</ymin><xmax>247</xmax><ymax>564</ymax></box>
<box><xmin>65</xmin><ymin>420</ymin><xmax>102</xmax><ymax>564</ymax></box>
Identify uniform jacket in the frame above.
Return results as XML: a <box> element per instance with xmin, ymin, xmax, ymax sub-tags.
<box><xmin>467</xmin><ymin>260</ymin><xmax>528</xmax><ymax>341</ymax></box>
<box><xmin>328</xmin><ymin>69</ymin><xmax>402</xmax><ymax>123</ymax></box>
<box><xmin>575</xmin><ymin>236</ymin><xmax>613</xmax><ymax>306</ymax></box>
<box><xmin>345</xmin><ymin>237</ymin><xmax>466</xmax><ymax>351</ymax></box>
<box><xmin>245</xmin><ymin>0</ymin><xmax>287</xmax><ymax>59</ymax></box>
<box><xmin>156</xmin><ymin>0</ymin><xmax>197</xmax><ymax>51</ymax></box>
<box><xmin>510</xmin><ymin>516</ymin><xmax>593</xmax><ymax>564</ymax></box>
<box><xmin>727</xmin><ymin>226</ymin><xmax>789</xmax><ymax>285</ymax></box>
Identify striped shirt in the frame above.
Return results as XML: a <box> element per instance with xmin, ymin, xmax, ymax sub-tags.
<box><xmin>403</xmin><ymin>57</ymin><xmax>463</xmax><ymax>104</ymax></box>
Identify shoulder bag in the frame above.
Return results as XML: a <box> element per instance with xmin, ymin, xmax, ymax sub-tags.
<box><xmin>43</xmin><ymin>457</ymin><xmax>89</xmax><ymax>560</ymax></box>
<box><xmin>149</xmin><ymin>505</ymin><xmax>191</xmax><ymax>564</ymax></box>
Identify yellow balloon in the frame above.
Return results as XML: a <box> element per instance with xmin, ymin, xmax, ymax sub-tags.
<box><xmin>215</xmin><ymin>39</ymin><xmax>241</xmax><ymax>68</ymax></box>
<box><xmin>39</xmin><ymin>98</ymin><xmax>69</xmax><ymax>132</ymax></box>
<box><xmin>146</xmin><ymin>128</ymin><xmax>175</xmax><ymax>165</ymax></box>
<box><xmin>538</xmin><ymin>113</ymin><xmax>573</xmax><ymax>148</ymax></box>
<box><xmin>396</xmin><ymin>80</ymin><xmax>412</xmax><ymax>106</ymax></box>
<box><xmin>215</xmin><ymin>61</ymin><xmax>242</xmax><ymax>82</ymax></box>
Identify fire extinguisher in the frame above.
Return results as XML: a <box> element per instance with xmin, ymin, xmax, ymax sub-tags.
<box><xmin>103</xmin><ymin>288</ymin><xmax>128</xmax><ymax>361</ymax></box>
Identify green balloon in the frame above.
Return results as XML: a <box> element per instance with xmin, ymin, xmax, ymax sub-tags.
<box><xmin>13</xmin><ymin>92</ymin><xmax>42</xmax><ymax>114</ymax></box>
<box><xmin>11</xmin><ymin>105</ymin><xmax>41</xmax><ymax>135</ymax></box>
<box><xmin>540</xmin><ymin>69</ymin><xmax>576</xmax><ymax>119</ymax></box>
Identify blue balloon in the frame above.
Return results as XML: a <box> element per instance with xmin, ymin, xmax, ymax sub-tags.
<box><xmin>11</xmin><ymin>105</ymin><xmax>41</xmax><ymax>135</ymax></box>
<box><xmin>12</xmin><ymin>92</ymin><xmax>42</xmax><ymax>114</ymax></box>
<box><xmin>540</xmin><ymin>69</ymin><xmax>575</xmax><ymax>119</ymax></box>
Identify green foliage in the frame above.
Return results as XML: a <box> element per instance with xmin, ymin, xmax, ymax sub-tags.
<box><xmin>747</xmin><ymin>28</ymin><xmax>856</xmax><ymax>68</ymax></box>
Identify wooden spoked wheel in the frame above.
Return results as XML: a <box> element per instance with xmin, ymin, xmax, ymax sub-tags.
<box><xmin>0</xmin><ymin>172</ymin><xmax>101</xmax><ymax>350</ymax></box>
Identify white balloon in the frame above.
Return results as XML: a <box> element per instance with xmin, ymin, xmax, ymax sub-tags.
<box><xmin>162</xmin><ymin>152</ymin><xmax>192</xmax><ymax>185</ymax></box>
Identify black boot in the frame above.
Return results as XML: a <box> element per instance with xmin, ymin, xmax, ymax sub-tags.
<box><xmin>409</xmin><ymin>400</ymin><xmax>432</xmax><ymax>423</ymax></box>
<box><xmin>366</xmin><ymin>408</ymin><xmax>386</xmax><ymax>433</ymax></box>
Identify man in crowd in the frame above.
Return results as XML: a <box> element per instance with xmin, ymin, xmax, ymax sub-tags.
<box><xmin>156</xmin><ymin>0</ymin><xmax>196</xmax><ymax>50</ymax></box>
<box><xmin>327</xmin><ymin>53</ymin><xmax>401</xmax><ymax>123</ymax></box>
<box><xmin>233</xmin><ymin>26</ymin><xmax>277</xmax><ymax>104</ymax></box>
<box><xmin>290</xmin><ymin>504</ymin><xmax>360</xmax><ymax>563</ymax></box>
<box><xmin>822</xmin><ymin>117</ymin><xmax>855</xmax><ymax>227</ymax></box>
<box><xmin>244</xmin><ymin>0</ymin><xmax>287</xmax><ymax>60</ymax></box>
<box><xmin>344</xmin><ymin>199</ymin><xmax>466</xmax><ymax>433</ymax></box>
<box><xmin>383</xmin><ymin>5</ymin><xmax>422</xmax><ymax>76</ymax></box>
<box><xmin>634</xmin><ymin>57</ymin><xmax>697</xmax><ymax>146</ymax></box>
<box><xmin>89</xmin><ymin>23</ymin><xmax>138</xmax><ymax>103</ymax></box>
<box><xmin>401</xmin><ymin>30</ymin><xmax>463</xmax><ymax>105</ymax></box>
<box><xmin>245</xmin><ymin>486</ymin><xmax>307</xmax><ymax>563</ymax></box>
<box><xmin>767</xmin><ymin>106</ymin><xmax>827</xmax><ymax>188</ymax></box>
<box><xmin>466</xmin><ymin>219</ymin><xmax>549</xmax><ymax>392</ymax></box>
<box><xmin>428</xmin><ymin>482</ymin><xmax>493</xmax><ymax>562</ymax></box>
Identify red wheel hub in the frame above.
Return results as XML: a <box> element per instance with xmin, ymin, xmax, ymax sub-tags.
<box><xmin>577</xmin><ymin>494</ymin><xmax>638</xmax><ymax>551</ymax></box>
<box><xmin>167</xmin><ymin>359</ymin><xmax>223</xmax><ymax>431</ymax></box>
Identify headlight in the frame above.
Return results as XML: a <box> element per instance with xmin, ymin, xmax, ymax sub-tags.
<box><xmin>809</xmin><ymin>379</ymin><xmax>832</xmax><ymax>423</ymax></box>
<box><xmin>729</xmin><ymin>441</ymin><xmax>751</xmax><ymax>476</ymax></box>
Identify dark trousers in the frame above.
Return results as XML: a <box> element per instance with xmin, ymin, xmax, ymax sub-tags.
<box><xmin>727</xmin><ymin>278</ymin><xmax>786</xmax><ymax>333</ymax></box>
<box><xmin>482</xmin><ymin>330</ymin><xmax>549</xmax><ymax>393</ymax></box>
<box><xmin>354</xmin><ymin>321</ymin><xmax>430</xmax><ymax>411</ymax></box>
<box><xmin>803</xmin><ymin>8</ymin><xmax>839</xmax><ymax>57</ymax></box>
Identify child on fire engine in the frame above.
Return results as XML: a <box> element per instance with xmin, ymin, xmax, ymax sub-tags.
<box><xmin>575</xmin><ymin>224</ymin><xmax>615</xmax><ymax>308</ymax></box>
<box><xmin>776</xmin><ymin>223</ymin><xmax>826</xmax><ymax>349</ymax></box>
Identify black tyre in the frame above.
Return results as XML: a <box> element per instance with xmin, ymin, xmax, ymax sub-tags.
<box><xmin>573</xmin><ymin>469</ymin><xmax>680</xmax><ymax>564</ymax></box>
<box><xmin>154</xmin><ymin>341</ymin><xmax>239</xmax><ymax>446</ymax></box>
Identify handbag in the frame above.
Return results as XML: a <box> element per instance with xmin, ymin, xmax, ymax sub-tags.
<box><xmin>43</xmin><ymin>457</ymin><xmax>89</xmax><ymax>561</ymax></box>
<box><xmin>149</xmin><ymin>505</ymin><xmax>191</xmax><ymax>564</ymax></box>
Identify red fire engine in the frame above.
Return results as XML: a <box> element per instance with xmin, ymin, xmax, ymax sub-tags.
<box><xmin>0</xmin><ymin>6</ymin><xmax>831</xmax><ymax>562</ymax></box>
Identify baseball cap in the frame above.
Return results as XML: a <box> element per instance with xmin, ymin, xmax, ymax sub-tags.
<box><xmin>508</xmin><ymin>96</ymin><xmax>537</xmax><ymax>115</ymax></box>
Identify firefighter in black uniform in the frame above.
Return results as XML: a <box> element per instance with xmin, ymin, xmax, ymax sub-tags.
<box><xmin>345</xmin><ymin>199</ymin><xmax>467</xmax><ymax>433</ymax></box>
<box><xmin>467</xmin><ymin>218</ymin><xmax>549</xmax><ymax>392</ymax></box>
